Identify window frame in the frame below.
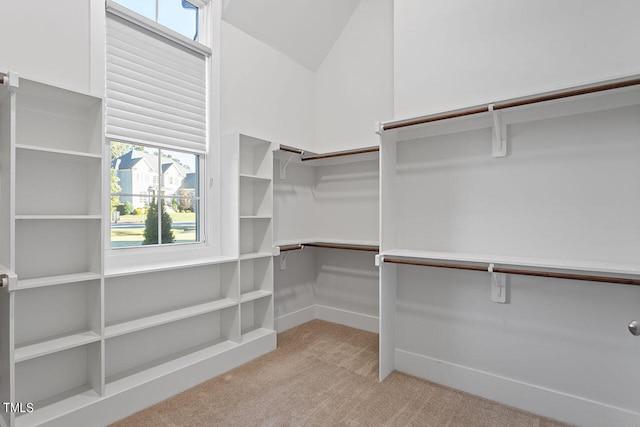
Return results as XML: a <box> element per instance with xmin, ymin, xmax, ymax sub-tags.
<box><xmin>103</xmin><ymin>0</ymin><xmax>219</xmax><ymax>273</ymax></box>
<box><xmin>105</xmin><ymin>0</ymin><xmax>212</xmax><ymax>56</ymax></box>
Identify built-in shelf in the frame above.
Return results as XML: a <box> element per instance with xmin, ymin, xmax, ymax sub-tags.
<box><xmin>104</xmin><ymin>255</ymin><xmax>238</xmax><ymax>278</ymax></box>
<box><xmin>105</xmin><ymin>298</ymin><xmax>238</xmax><ymax>338</ymax></box>
<box><xmin>15</xmin><ymin>215</ymin><xmax>102</xmax><ymax>220</ymax></box>
<box><xmin>15</xmin><ymin>331</ymin><xmax>101</xmax><ymax>363</ymax></box>
<box><xmin>240</xmin><ymin>173</ymin><xmax>271</xmax><ymax>182</ymax></box>
<box><xmin>104</xmin><ymin>339</ymin><xmax>238</xmax><ymax>396</ymax></box>
<box><xmin>16</xmin><ymin>272</ymin><xmax>102</xmax><ymax>291</ymax></box>
<box><xmin>15</xmin><ymin>387</ymin><xmax>101</xmax><ymax>426</ymax></box>
<box><xmin>240</xmin><ymin>290</ymin><xmax>272</xmax><ymax>303</ymax></box>
<box><xmin>381</xmin><ymin>249</ymin><xmax>640</xmax><ymax>278</ymax></box>
<box><xmin>241</xmin><ymin>327</ymin><xmax>275</xmax><ymax>343</ymax></box>
<box><xmin>239</xmin><ymin>252</ymin><xmax>273</xmax><ymax>261</ymax></box>
<box><xmin>276</xmin><ymin>144</ymin><xmax>379</xmax><ymax>166</ymax></box>
<box><xmin>15</xmin><ymin>144</ymin><xmax>102</xmax><ymax>159</ymax></box>
<box><xmin>276</xmin><ymin>239</ymin><xmax>380</xmax><ymax>253</ymax></box>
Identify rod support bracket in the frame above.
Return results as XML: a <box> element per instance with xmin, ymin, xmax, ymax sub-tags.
<box><xmin>489</xmin><ymin>104</ymin><xmax>507</xmax><ymax>158</ymax></box>
<box><xmin>279</xmin><ymin>245</ymin><xmax>304</xmax><ymax>270</ymax></box>
<box><xmin>1</xmin><ymin>71</ymin><xmax>19</xmax><ymax>91</ymax></box>
<box><xmin>279</xmin><ymin>152</ymin><xmax>300</xmax><ymax>180</ymax></box>
<box><xmin>0</xmin><ymin>272</ymin><xmax>17</xmax><ymax>292</ymax></box>
<box><xmin>490</xmin><ymin>265</ymin><xmax>507</xmax><ymax>303</ymax></box>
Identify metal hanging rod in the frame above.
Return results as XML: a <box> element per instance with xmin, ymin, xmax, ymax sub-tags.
<box><xmin>279</xmin><ymin>244</ymin><xmax>304</xmax><ymax>252</ymax></box>
<box><xmin>279</xmin><ymin>144</ymin><xmax>379</xmax><ymax>162</ymax></box>
<box><xmin>278</xmin><ymin>242</ymin><xmax>379</xmax><ymax>253</ymax></box>
<box><xmin>381</xmin><ymin>75</ymin><xmax>640</xmax><ymax>131</ymax></box>
<box><xmin>304</xmin><ymin>242</ymin><xmax>379</xmax><ymax>252</ymax></box>
<box><xmin>279</xmin><ymin>145</ymin><xmax>305</xmax><ymax>155</ymax></box>
<box><xmin>301</xmin><ymin>146</ymin><xmax>379</xmax><ymax>162</ymax></box>
<box><xmin>383</xmin><ymin>257</ymin><xmax>640</xmax><ymax>287</ymax></box>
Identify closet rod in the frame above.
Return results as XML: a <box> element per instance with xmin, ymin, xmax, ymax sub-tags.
<box><xmin>382</xmin><ymin>76</ymin><xmax>640</xmax><ymax>131</ymax></box>
<box><xmin>280</xmin><ymin>145</ymin><xmax>304</xmax><ymax>155</ymax></box>
<box><xmin>301</xmin><ymin>146</ymin><xmax>379</xmax><ymax>161</ymax></box>
<box><xmin>279</xmin><ymin>244</ymin><xmax>304</xmax><ymax>252</ymax></box>
<box><xmin>305</xmin><ymin>242</ymin><xmax>379</xmax><ymax>252</ymax></box>
<box><xmin>383</xmin><ymin>257</ymin><xmax>640</xmax><ymax>287</ymax></box>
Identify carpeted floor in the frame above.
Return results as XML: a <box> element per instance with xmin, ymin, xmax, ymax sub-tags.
<box><xmin>111</xmin><ymin>320</ymin><xmax>572</xmax><ymax>426</ymax></box>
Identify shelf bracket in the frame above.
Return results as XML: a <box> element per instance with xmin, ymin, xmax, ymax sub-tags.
<box><xmin>280</xmin><ymin>246</ymin><xmax>304</xmax><ymax>270</ymax></box>
<box><xmin>489</xmin><ymin>264</ymin><xmax>507</xmax><ymax>303</ymax></box>
<box><xmin>1</xmin><ymin>71</ymin><xmax>19</xmax><ymax>91</ymax></box>
<box><xmin>0</xmin><ymin>272</ymin><xmax>17</xmax><ymax>292</ymax></box>
<box><xmin>489</xmin><ymin>104</ymin><xmax>507</xmax><ymax>158</ymax></box>
<box><xmin>279</xmin><ymin>152</ymin><xmax>299</xmax><ymax>180</ymax></box>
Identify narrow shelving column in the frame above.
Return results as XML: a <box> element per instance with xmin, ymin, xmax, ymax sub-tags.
<box><xmin>235</xmin><ymin>134</ymin><xmax>275</xmax><ymax>342</ymax></box>
<box><xmin>2</xmin><ymin>77</ymin><xmax>105</xmax><ymax>426</ymax></box>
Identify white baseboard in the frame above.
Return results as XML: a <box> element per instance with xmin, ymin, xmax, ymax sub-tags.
<box><xmin>275</xmin><ymin>306</ymin><xmax>317</xmax><ymax>333</ymax></box>
<box><xmin>276</xmin><ymin>305</ymin><xmax>379</xmax><ymax>334</ymax></box>
<box><xmin>395</xmin><ymin>349</ymin><xmax>640</xmax><ymax>427</ymax></box>
<box><xmin>315</xmin><ymin>305</ymin><xmax>378</xmax><ymax>333</ymax></box>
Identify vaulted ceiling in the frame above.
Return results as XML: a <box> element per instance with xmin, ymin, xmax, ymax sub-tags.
<box><xmin>222</xmin><ymin>0</ymin><xmax>362</xmax><ymax>71</ymax></box>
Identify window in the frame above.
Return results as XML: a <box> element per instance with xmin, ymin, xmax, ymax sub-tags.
<box><xmin>105</xmin><ymin>1</ymin><xmax>210</xmax><ymax>254</ymax></box>
<box><xmin>112</xmin><ymin>0</ymin><xmax>199</xmax><ymax>40</ymax></box>
<box><xmin>111</xmin><ymin>142</ymin><xmax>200</xmax><ymax>248</ymax></box>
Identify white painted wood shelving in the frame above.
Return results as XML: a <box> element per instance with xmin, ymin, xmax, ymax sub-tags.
<box><xmin>0</xmin><ymin>77</ymin><xmax>277</xmax><ymax>426</ymax></box>
<box><xmin>272</xmin><ymin>144</ymin><xmax>380</xmax><ymax>333</ymax></box>
<box><xmin>234</xmin><ymin>134</ymin><xmax>275</xmax><ymax>341</ymax></box>
<box><xmin>0</xmin><ymin>76</ymin><xmax>103</xmax><ymax>427</ymax></box>
<box><xmin>376</xmin><ymin>76</ymin><xmax>640</xmax><ymax>427</ymax></box>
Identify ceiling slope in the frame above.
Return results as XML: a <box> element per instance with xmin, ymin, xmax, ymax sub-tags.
<box><xmin>222</xmin><ymin>0</ymin><xmax>362</xmax><ymax>71</ymax></box>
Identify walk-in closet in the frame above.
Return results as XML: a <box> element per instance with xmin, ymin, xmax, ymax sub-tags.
<box><xmin>1</xmin><ymin>0</ymin><xmax>640</xmax><ymax>426</ymax></box>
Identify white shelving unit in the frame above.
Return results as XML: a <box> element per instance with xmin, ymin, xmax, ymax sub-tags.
<box><xmin>377</xmin><ymin>79</ymin><xmax>640</xmax><ymax>426</ymax></box>
<box><xmin>234</xmin><ymin>134</ymin><xmax>275</xmax><ymax>341</ymax></box>
<box><xmin>0</xmin><ymin>79</ymin><xmax>278</xmax><ymax>426</ymax></box>
<box><xmin>272</xmin><ymin>146</ymin><xmax>380</xmax><ymax>334</ymax></box>
<box><xmin>0</xmin><ymin>76</ymin><xmax>103</xmax><ymax>427</ymax></box>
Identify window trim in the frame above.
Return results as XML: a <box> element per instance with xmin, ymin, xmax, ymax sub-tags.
<box><xmin>103</xmin><ymin>0</ymin><xmax>220</xmax><ymax>276</ymax></box>
<box><xmin>106</xmin><ymin>0</ymin><xmax>212</xmax><ymax>57</ymax></box>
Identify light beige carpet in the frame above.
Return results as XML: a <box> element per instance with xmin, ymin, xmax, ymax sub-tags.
<box><xmin>111</xmin><ymin>320</ymin><xmax>572</xmax><ymax>426</ymax></box>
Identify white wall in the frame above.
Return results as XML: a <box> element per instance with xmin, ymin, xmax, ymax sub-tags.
<box><xmin>220</xmin><ymin>22</ymin><xmax>316</xmax><ymax>151</ymax></box>
<box><xmin>314</xmin><ymin>161</ymin><xmax>379</xmax><ymax>243</ymax></box>
<box><xmin>273</xmin><ymin>159</ymin><xmax>316</xmax><ymax>244</ymax></box>
<box><xmin>314</xmin><ymin>0</ymin><xmax>393</xmax><ymax>152</ymax></box>
<box><xmin>394</xmin><ymin>0</ymin><xmax>640</xmax><ymax>119</ymax></box>
<box><xmin>0</xmin><ymin>0</ymin><xmax>92</xmax><ymax>93</ymax></box>
<box><xmin>273</xmin><ymin>248</ymin><xmax>316</xmax><ymax>331</ymax></box>
<box><xmin>315</xmin><ymin>249</ymin><xmax>378</xmax><ymax>332</ymax></box>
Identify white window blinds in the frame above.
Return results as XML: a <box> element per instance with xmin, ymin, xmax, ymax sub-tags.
<box><xmin>106</xmin><ymin>13</ymin><xmax>208</xmax><ymax>153</ymax></box>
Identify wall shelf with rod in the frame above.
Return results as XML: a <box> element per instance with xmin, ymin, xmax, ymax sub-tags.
<box><xmin>377</xmin><ymin>74</ymin><xmax>640</xmax><ymax>427</ymax></box>
<box><xmin>273</xmin><ymin>139</ymin><xmax>380</xmax><ymax>334</ymax></box>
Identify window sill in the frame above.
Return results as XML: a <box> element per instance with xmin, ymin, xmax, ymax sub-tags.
<box><xmin>104</xmin><ymin>244</ymin><xmax>236</xmax><ymax>278</ymax></box>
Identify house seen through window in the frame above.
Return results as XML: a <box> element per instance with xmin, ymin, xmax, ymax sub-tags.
<box><xmin>110</xmin><ymin>141</ymin><xmax>200</xmax><ymax>248</ymax></box>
